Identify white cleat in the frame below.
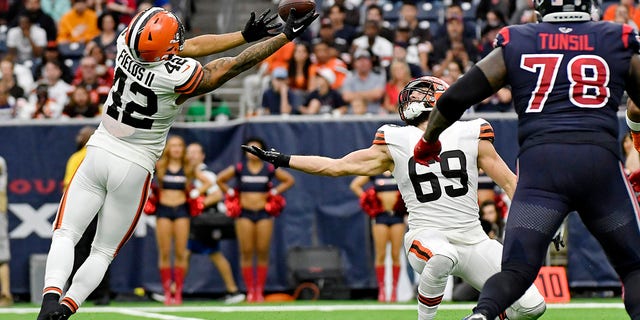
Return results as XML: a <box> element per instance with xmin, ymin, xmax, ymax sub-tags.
<box><xmin>224</xmin><ymin>292</ymin><xmax>246</xmax><ymax>304</ymax></box>
<box><xmin>462</xmin><ymin>314</ymin><xmax>488</xmax><ymax>320</ymax></box>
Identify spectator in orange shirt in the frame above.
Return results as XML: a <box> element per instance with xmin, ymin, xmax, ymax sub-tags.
<box><xmin>602</xmin><ymin>0</ymin><xmax>640</xmax><ymax>28</ymax></box>
<box><xmin>57</xmin><ymin>0</ymin><xmax>100</xmax><ymax>44</ymax></box>
<box><xmin>308</xmin><ymin>41</ymin><xmax>348</xmax><ymax>91</ymax></box>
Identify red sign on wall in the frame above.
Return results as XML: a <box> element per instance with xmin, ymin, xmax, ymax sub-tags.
<box><xmin>534</xmin><ymin>266</ymin><xmax>571</xmax><ymax>303</ymax></box>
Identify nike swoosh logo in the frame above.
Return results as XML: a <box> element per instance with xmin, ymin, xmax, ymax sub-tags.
<box><xmin>182</xmin><ymin>65</ymin><xmax>191</xmax><ymax>73</ymax></box>
<box><xmin>292</xmin><ymin>26</ymin><xmax>303</xmax><ymax>33</ymax></box>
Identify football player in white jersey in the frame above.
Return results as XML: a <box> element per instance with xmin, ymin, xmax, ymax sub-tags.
<box><xmin>243</xmin><ymin>76</ymin><xmax>546</xmax><ymax>320</ymax></box>
<box><xmin>37</xmin><ymin>7</ymin><xmax>318</xmax><ymax>320</ymax></box>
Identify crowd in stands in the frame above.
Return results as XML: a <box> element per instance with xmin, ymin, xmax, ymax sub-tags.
<box><xmin>246</xmin><ymin>0</ymin><xmax>633</xmax><ymax>117</ymax></box>
<box><xmin>0</xmin><ymin>0</ymin><xmax>182</xmax><ymax>120</ymax></box>
<box><xmin>0</xmin><ymin>0</ymin><xmax>632</xmax><ymax>121</ymax></box>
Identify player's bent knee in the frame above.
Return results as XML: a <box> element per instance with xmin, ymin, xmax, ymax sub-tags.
<box><xmin>89</xmin><ymin>246</ymin><xmax>116</xmax><ymax>265</ymax></box>
<box><xmin>53</xmin><ymin>228</ymin><xmax>83</xmax><ymax>245</ymax></box>
<box><xmin>423</xmin><ymin>255</ymin><xmax>454</xmax><ymax>281</ymax></box>
<box><xmin>507</xmin><ymin>299</ymin><xmax>546</xmax><ymax>320</ymax></box>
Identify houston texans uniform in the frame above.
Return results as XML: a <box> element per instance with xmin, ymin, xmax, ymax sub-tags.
<box><xmin>43</xmin><ymin>30</ymin><xmax>204</xmax><ymax>311</ymax></box>
<box><xmin>476</xmin><ymin>20</ymin><xmax>640</xmax><ymax>318</ymax></box>
<box><xmin>378</xmin><ymin>120</ymin><xmax>544</xmax><ymax>319</ymax></box>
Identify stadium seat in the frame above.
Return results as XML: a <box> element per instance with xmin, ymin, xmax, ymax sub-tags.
<box><xmin>382</xmin><ymin>1</ymin><xmax>402</xmax><ymax>23</ymax></box>
<box><xmin>420</xmin><ymin>1</ymin><xmax>445</xmax><ymax>25</ymax></box>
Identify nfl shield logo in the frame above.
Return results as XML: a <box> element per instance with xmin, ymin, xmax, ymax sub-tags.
<box><xmin>551</xmin><ymin>0</ymin><xmax>563</xmax><ymax>5</ymax></box>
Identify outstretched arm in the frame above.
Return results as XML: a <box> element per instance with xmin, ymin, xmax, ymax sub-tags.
<box><xmin>243</xmin><ymin>144</ymin><xmax>395</xmax><ymax>177</ymax></box>
<box><xmin>180</xmin><ymin>32</ymin><xmax>246</xmax><ymax>58</ymax></box>
<box><xmin>176</xmin><ymin>10</ymin><xmax>317</xmax><ymax>104</ymax></box>
<box><xmin>415</xmin><ymin>48</ymin><xmax>506</xmax><ymax>165</ymax></box>
<box><xmin>180</xmin><ymin>10</ymin><xmax>281</xmax><ymax>58</ymax></box>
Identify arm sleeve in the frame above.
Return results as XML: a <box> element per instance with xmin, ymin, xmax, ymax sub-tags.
<box><xmin>372</xmin><ymin>128</ymin><xmax>386</xmax><ymax>145</ymax></box>
<box><xmin>173</xmin><ymin>58</ymin><xmax>204</xmax><ymax>95</ymax></box>
<box><xmin>436</xmin><ymin>65</ymin><xmax>495</xmax><ymax>122</ymax></box>
<box><xmin>478</xmin><ymin>121</ymin><xmax>495</xmax><ymax>143</ymax></box>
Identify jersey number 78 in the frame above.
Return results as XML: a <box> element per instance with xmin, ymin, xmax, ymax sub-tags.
<box><xmin>520</xmin><ymin>53</ymin><xmax>610</xmax><ymax>112</ymax></box>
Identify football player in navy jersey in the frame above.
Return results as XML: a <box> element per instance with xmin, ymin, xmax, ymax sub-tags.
<box><xmin>413</xmin><ymin>0</ymin><xmax>640</xmax><ymax>319</ymax></box>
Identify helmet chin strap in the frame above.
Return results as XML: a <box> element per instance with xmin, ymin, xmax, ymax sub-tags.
<box><xmin>403</xmin><ymin>101</ymin><xmax>432</xmax><ymax>120</ymax></box>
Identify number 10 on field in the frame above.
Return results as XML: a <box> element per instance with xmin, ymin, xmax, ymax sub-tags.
<box><xmin>534</xmin><ymin>266</ymin><xmax>571</xmax><ymax>303</ymax></box>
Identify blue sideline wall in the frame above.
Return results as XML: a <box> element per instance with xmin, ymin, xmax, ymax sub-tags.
<box><xmin>0</xmin><ymin>115</ymin><xmax>628</xmax><ymax>294</ymax></box>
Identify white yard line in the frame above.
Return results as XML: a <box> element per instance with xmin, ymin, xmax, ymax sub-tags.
<box><xmin>0</xmin><ymin>302</ymin><xmax>625</xmax><ymax>314</ymax></box>
<box><xmin>115</xmin><ymin>309</ymin><xmax>205</xmax><ymax>320</ymax></box>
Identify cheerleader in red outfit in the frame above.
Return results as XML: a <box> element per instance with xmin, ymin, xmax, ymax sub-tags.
<box><xmin>217</xmin><ymin>137</ymin><xmax>295</xmax><ymax>302</ymax></box>
<box><xmin>351</xmin><ymin>170</ymin><xmax>407</xmax><ymax>302</ymax></box>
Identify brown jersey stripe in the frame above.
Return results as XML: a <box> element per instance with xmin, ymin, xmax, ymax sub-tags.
<box><xmin>372</xmin><ymin>130</ymin><xmax>386</xmax><ymax>145</ymax></box>
<box><xmin>372</xmin><ymin>139</ymin><xmax>387</xmax><ymax>145</ymax></box>
<box><xmin>114</xmin><ymin>173</ymin><xmax>151</xmax><ymax>257</ymax></box>
<box><xmin>54</xmin><ymin>157</ymin><xmax>86</xmax><ymax>230</ymax></box>
<box><xmin>175</xmin><ymin>64</ymin><xmax>203</xmax><ymax>94</ymax></box>
<box><xmin>410</xmin><ymin>240</ymin><xmax>433</xmax><ymax>261</ymax></box>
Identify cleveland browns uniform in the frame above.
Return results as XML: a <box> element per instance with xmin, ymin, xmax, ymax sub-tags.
<box><xmin>43</xmin><ymin>9</ymin><xmax>203</xmax><ymax>312</ymax></box>
<box><xmin>376</xmin><ymin>119</ymin><xmax>544</xmax><ymax>318</ymax></box>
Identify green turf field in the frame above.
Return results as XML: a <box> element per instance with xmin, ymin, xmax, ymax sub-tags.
<box><xmin>0</xmin><ymin>299</ymin><xmax>628</xmax><ymax>320</ymax></box>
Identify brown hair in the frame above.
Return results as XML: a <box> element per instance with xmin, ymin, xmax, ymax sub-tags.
<box><xmin>155</xmin><ymin>135</ymin><xmax>195</xmax><ymax>189</ymax></box>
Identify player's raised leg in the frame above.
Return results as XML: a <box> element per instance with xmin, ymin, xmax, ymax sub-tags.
<box><xmin>59</xmin><ymin>151</ymin><xmax>150</xmax><ymax>316</ymax></box>
<box><xmin>405</xmin><ymin>229</ymin><xmax>457</xmax><ymax>320</ymax></box>
<box><xmin>37</xmin><ymin>153</ymin><xmax>108</xmax><ymax>320</ymax></box>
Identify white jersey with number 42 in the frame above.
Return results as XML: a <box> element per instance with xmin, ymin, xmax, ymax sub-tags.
<box><xmin>375</xmin><ymin>119</ymin><xmax>496</xmax><ymax>244</ymax></box>
<box><xmin>87</xmin><ymin>32</ymin><xmax>204</xmax><ymax>173</ymax></box>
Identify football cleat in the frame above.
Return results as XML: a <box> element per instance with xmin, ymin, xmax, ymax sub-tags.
<box><xmin>462</xmin><ymin>313</ymin><xmax>488</xmax><ymax>320</ymax></box>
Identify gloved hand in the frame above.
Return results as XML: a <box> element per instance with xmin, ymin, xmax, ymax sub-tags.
<box><xmin>413</xmin><ymin>138</ymin><xmax>442</xmax><ymax>166</ymax></box>
<box><xmin>282</xmin><ymin>8</ymin><xmax>319</xmax><ymax>41</ymax></box>
<box><xmin>241</xmin><ymin>9</ymin><xmax>282</xmax><ymax>43</ymax></box>
<box><xmin>551</xmin><ymin>228</ymin><xmax>565</xmax><ymax>252</ymax></box>
<box><xmin>629</xmin><ymin>169</ymin><xmax>640</xmax><ymax>193</ymax></box>
<box><xmin>241</xmin><ymin>145</ymin><xmax>291</xmax><ymax>168</ymax></box>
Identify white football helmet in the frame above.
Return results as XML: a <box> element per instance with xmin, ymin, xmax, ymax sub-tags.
<box><xmin>398</xmin><ymin>76</ymin><xmax>449</xmax><ymax>126</ymax></box>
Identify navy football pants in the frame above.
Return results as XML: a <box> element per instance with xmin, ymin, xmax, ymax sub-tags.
<box><xmin>476</xmin><ymin>144</ymin><xmax>640</xmax><ymax>320</ymax></box>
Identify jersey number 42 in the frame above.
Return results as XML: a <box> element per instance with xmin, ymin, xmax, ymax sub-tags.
<box><xmin>106</xmin><ymin>68</ymin><xmax>158</xmax><ymax>129</ymax></box>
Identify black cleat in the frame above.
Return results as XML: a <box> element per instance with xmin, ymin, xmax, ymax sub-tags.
<box><xmin>36</xmin><ymin>293</ymin><xmax>62</xmax><ymax>320</ymax></box>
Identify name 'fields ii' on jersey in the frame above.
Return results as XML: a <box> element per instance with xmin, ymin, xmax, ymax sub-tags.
<box><xmin>117</xmin><ymin>50</ymin><xmax>156</xmax><ymax>87</ymax></box>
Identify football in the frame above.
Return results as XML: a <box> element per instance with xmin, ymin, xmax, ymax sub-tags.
<box><xmin>278</xmin><ymin>0</ymin><xmax>316</xmax><ymax>21</ymax></box>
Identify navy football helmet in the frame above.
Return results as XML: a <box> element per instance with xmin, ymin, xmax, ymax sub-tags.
<box><xmin>398</xmin><ymin>76</ymin><xmax>449</xmax><ymax>126</ymax></box>
<box><xmin>534</xmin><ymin>0</ymin><xmax>592</xmax><ymax>22</ymax></box>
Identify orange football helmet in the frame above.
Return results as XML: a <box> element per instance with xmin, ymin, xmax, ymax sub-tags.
<box><xmin>125</xmin><ymin>7</ymin><xmax>185</xmax><ymax>63</ymax></box>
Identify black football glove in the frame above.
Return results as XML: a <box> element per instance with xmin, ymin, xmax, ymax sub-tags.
<box><xmin>241</xmin><ymin>145</ymin><xmax>291</xmax><ymax>168</ymax></box>
<box><xmin>282</xmin><ymin>8</ymin><xmax>319</xmax><ymax>41</ymax></box>
<box><xmin>241</xmin><ymin>9</ymin><xmax>282</xmax><ymax>43</ymax></box>
<box><xmin>551</xmin><ymin>229</ymin><xmax>565</xmax><ymax>252</ymax></box>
